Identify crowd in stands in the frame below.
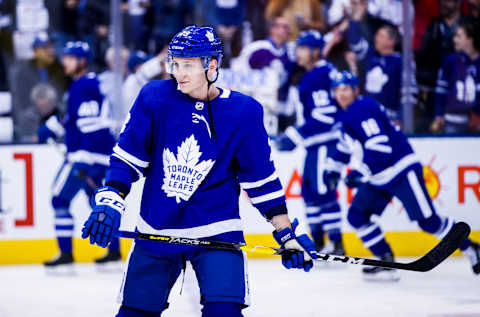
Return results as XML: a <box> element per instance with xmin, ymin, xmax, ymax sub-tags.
<box><xmin>0</xmin><ymin>0</ymin><xmax>479</xmax><ymax>144</ymax></box>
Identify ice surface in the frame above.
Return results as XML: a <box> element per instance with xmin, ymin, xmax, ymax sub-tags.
<box><xmin>0</xmin><ymin>257</ymin><xmax>478</xmax><ymax>317</ymax></box>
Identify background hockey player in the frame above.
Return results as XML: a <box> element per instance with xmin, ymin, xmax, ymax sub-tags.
<box><xmin>81</xmin><ymin>26</ymin><xmax>317</xmax><ymax>317</ymax></box>
<box><xmin>41</xmin><ymin>41</ymin><xmax>121</xmax><ymax>267</ymax></box>
<box><xmin>275</xmin><ymin>30</ymin><xmax>345</xmax><ymax>255</ymax></box>
<box><xmin>325</xmin><ymin>70</ymin><xmax>480</xmax><ymax>280</ymax></box>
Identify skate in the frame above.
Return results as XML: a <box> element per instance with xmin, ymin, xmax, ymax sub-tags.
<box><xmin>463</xmin><ymin>242</ymin><xmax>480</xmax><ymax>275</ymax></box>
<box><xmin>362</xmin><ymin>253</ymin><xmax>400</xmax><ymax>282</ymax></box>
<box><xmin>331</xmin><ymin>240</ymin><xmax>345</xmax><ymax>256</ymax></box>
<box><xmin>95</xmin><ymin>250</ymin><xmax>123</xmax><ymax>273</ymax></box>
<box><xmin>44</xmin><ymin>252</ymin><xmax>74</xmax><ymax>275</ymax></box>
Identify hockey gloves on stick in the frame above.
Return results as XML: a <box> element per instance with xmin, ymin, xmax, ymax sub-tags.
<box><xmin>344</xmin><ymin>170</ymin><xmax>364</xmax><ymax>188</ymax></box>
<box><xmin>273</xmin><ymin>218</ymin><xmax>317</xmax><ymax>272</ymax></box>
<box><xmin>82</xmin><ymin>186</ymin><xmax>125</xmax><ymax>248</ymax></box>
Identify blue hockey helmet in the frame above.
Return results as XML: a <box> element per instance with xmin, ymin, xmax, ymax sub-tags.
<box><xmin>332</xmin><ymin>70</ymin><xmax>359</xmax><ymax>90</ymax></box>
<box><xmin>166</xmin><ymin>25</ymin><xmax>223</xmax><ymax>73</ymax></box>
<box><xmin>62</xmin><ymin>41</ymin><xmax>90</xmax><ymax>61</ymax></box>
<box><xmin>296</xmin><ymin>30</ymin><xmax>325</xmax><ymax>50</ymax></box>
<box><xmin>128</xmin><ymin>50</ymin><xmax>151</xmax><ymax>73</ymax></box>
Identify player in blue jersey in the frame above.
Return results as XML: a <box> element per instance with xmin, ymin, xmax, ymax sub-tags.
<box><xmin>81</xmin><ymin>26</ymin><xmax>317</xmax><ymax>317</ymax></box>
<box><xmin>275</xmin><ymin>30</ymin><xmax>345</xmax><ymax>255</ymax></box>
<box><xmin>325</xmin><ymin>71</ymin><xmax>480</xmax><ymax>280</ymax></box>
<box><xmin>42</xmin><ymin>41</ymin><xmax>121</xmax><ymax>268</ymax></box>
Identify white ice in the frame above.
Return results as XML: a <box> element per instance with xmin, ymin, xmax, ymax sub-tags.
<box><xmin>0</xmin><ymin>257</ymin><xmax>479</xmax><ymax>317</ymax></box>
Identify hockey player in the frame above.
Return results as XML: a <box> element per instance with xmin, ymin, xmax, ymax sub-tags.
<box><xmin>81</xmin><ymin>26</ymin><xmax>317</xmax><ymax>317</ymax></box>
<box><xmin>275</xmin><ymin>30</ymin><xmax>345</xmax><ymax>255</ymax></box>
<box><xmin>42</xmin><ymin>41</ymin><xmax>121</xmax><ymax>267</ymax></box>
<box><xmin>326</xmin><ymin>70</ymin><xmax>480</xmax><ymax>280</ymax></box>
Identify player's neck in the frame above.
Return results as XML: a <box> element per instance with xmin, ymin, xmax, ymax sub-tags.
<box><xmin>73</xmin><ymin>68</ymin><xmax>88</xmax><ymax>80</ymax></box>
<box><xmin>189</xmin><ymin>85</ymin><xmax>220</xmax><ymax>101</ymax></box>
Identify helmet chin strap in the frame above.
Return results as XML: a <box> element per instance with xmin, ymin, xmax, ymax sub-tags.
<box><xmin>205</xmin><ymin>61</ymin><xmax>219</xmax><ymax>141</ymax></box>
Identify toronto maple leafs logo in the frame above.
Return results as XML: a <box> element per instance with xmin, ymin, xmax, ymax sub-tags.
<box><xmin>205</xmin><ymin>31</ymin><xmax>215</xmax><ymax>42</ymax></box>
<box><xmin>162</xmin><ymin>135</ymin><xmax>215</xmax><ymax>203</ymax></box>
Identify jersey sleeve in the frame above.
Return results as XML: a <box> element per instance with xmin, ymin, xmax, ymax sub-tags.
<box><xmin>235</xmin><ymin>99</ymin><xmax>288</xmax><ymax>220</ymax></box>
<box><xmin>106</xmin><ymin>84</ymin><xmax>154</xmax><ymax>193</ymax></box>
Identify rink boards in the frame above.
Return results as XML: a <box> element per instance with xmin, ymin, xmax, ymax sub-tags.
<box><xmin>0</xmin><ymin>137</ymin><xmax>479</xmax><ymax>264</ymax></box>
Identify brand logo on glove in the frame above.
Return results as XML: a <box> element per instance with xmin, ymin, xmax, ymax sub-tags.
<box><xmin>280</xmin><ymin>233</ymin><xmax>292</xmax><ymax>243</ymax></box>
<box><xmin>99</xmin><ymin>197</ymin><xmax>125</xmax><ymax>211</ymax></box>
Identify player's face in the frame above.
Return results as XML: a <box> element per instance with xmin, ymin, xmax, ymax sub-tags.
<box><xmin>296</xmin><ymin>46</ymin><xmax>314</xmax><ymax>68</ymax></box>
<box><xmin>171</xmin><ymin>57</ymin><xmax>207</xmax><ymax>95</ymax></box>
<box><xmin>62</xmin><ymin>55</ymin><xmax>80</xmax><ymax>76</ymax></box>
<box><xmin>334</xmin><ymin>85</ymin><xmax>356</xmax><ymax>109</ymax></box>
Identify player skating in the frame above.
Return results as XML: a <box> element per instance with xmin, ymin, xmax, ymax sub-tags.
<box><xmin>275</xmin><ymin>30</ymin><xmax>345</xmax><ymax>255</ymax></box>
<box><xmin>41</xmin><ymin>41</ymin><xmax>122</xmax><ymax>269</ymax></box>
<box><xmin>326</xmin><ymin>70</ymin><xmax>480</xmax><ymax>281</ymax></box>
<box><xmin>81</xmin><ymin>26</ymin><xmax>317</xmax><ymax>317</ymax></box>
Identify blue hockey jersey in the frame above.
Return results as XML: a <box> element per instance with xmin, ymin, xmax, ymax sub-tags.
<box><xmin>106</xmin><ymin>79</ymin><xmax>287</xmax><ymax>253</ymax></box>
<box><xmin>435</xmin><ymin>52</ymin><xmax>480</xmax><ymax>117</ymax></box>
<box><xmin>64</xmin><ymin>72</ymin><xmax>116</xmax><ymax>165</ymax></box>
<box><xmin>328</xmin><ymin>96</ymin><xmax>420</xmax><ymax>188</ymax></box>
<box><xmin>285</xmin><ymin>60</ymin><xmax>340</xmax><ymax>150</ymax></box>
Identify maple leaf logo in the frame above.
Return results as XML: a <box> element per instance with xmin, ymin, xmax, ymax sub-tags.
<box><xmin>205</xmin><ymin>31</ymin><xmax>215</xmax><ymax>42</ymax></box>
<box><xmin>162</xmin><ymin>135</ymin><xmax>215</xmax><ymax>203</ymax></box>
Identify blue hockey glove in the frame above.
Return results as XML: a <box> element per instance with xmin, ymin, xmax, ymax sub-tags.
<box><xmin>37</xmin><ymin>124</ymin><xmax>57</xmax><ymax>144</ymax></box>
<box><xmin>273</xmin><ymin>133</ymin><xmax>296</xmax><ymax>151</ymax></box>
<box><xmin>344</xmin><ymin>170</ymin><xmax>364</xmax><ymax>188</ymax></box>
<box><xmin>81</xmin><ymin>186</ymin><xmax>125</xmax><ymax>248</ymax></box>
<box><xmin>273</xmin><ymin>218</ymin><xmax>317</xmax><ymax>272</ymax></box>
<box><xmin>324</xmin><ymin>170</ymin><xmax>341</xmax><ymax>191</ymax></box>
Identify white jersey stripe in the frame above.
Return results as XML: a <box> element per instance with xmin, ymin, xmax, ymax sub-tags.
<box><xmin>240</xmin><ymin>171</ymin><xmax>278</xmax><ymax>189</ymax></box>
<box><xmin>113</xmin><ymin>145</ymin><xmax>150</xmax><ymax>168</ymax></box>
<box><xmin>250</xmin><ymin>189</ymin><xmax>284</xmax><ymax>204</ymax></box>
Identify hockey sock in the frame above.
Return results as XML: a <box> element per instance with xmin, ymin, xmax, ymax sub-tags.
<box><xmin>327</xmin><ymin>228</ymin><xmax>341</xmax><ymax>243</ymax></box>
<box><xmin>109</xmin><ymin>237</ymin><xmax>120</xmax><ymax>251</ymax></box>
<box><xmin>58</xmin><ymin>237</ymin><xmax>72</xmax><ymax>253</ymax></box>
<box><xmin>201</xmin><ymin>302</ymin><xmax>243</xmax><ymax>317</ymax></box>
<box><xmin>357</xmin><ymin>223</ymin><xmax>392</xmax><ymax>257</ymax></box>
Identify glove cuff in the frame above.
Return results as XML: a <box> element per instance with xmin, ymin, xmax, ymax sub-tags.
<box><xmin>273</xmin><ymin>226</ymin><xmax>296</xmax><ymax>246</ymax></box>
<box><xmin>93</xmin><ymin>186</ymin><xmax>126</xmax><ymax>215</ymax></box>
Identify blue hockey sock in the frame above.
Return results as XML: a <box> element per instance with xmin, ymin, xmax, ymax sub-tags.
<box><xmin>309</xmin><ymin>223</ymin><xmax>324</xmax><ymax>242</ymax></box>
<box><xmin>327</xmin><ymin>228</ymin><xmax>341</xmax><ymax>243</ymax></box>
<box><xmin>369</xmin><ymin>239</ymin><xmax>392</xmax><ymax>257</ymax></box>
<box><xmin>109</xmin><ymin>237</ymin><xmax>120</xmax><ymax>251</ymax></box>
<box><xmin>202</xmin><ymin>302</ymin><xmax>243</xmax><ymax>317</ymax></box>
<box><xmin>116</xmin><ymin>305</ymin><xmax>160</xmax><ymax>317</ymax></box>
<box><xmin>58</xmin><ymin>237</ymin><xmax>72</xmax><ymax>253</ymax></box>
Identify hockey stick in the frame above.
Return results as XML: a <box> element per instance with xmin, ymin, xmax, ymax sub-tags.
<box><xmin>117</xmin><ymin>221</ymin><xmax>470</xmax><ymax>272</ymax></box>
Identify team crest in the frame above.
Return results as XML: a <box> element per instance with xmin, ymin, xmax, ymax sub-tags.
<box><xmin>205</xmin><ymin>31</ymin><xmax>215</xmax><ymax>42</ymax></box>
<box><xmin>162</xmin><ymin>135</ymin><xmax>215</xmax><ymax>203</ymax></box>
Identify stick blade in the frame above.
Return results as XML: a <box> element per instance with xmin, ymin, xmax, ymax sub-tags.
<box><xmin>408</xmin><ymin>222</ymin><xmax>471</xmax><ymax>272</ymax></box>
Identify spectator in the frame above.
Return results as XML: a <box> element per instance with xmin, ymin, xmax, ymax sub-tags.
<box><xmin>415</xmin><ymin>0</ymin><xmax>464</xmax><ymax>132</ymax></box>
<box><xmin>124</xmin><ymin>0</ymin><xmax>152</xmax><ymax>52</ymax></box>
<box><xmin>151</xmin><ymin>0</ymin><xmax>194</xmax><ymax>53</ymax></box>
<box><xmin>466</xmin><ymin>0</ymin><xmax>480</xmax><ymax>19</ymax></box>
<box><xmin>343</xmin><ymin>0</ymin><xmax>393</xmax><ymax>90</ymax></box>
<box><xmin>214</xmin><ymin>0</ymin><xmax>246</xmax><ymax>67</ymax></box>
<box><xmin>10</xmin><ymin>33</ymin><xmax>67</xmax><ymax>143</ymax></box>
<box><xmin>17</xmin><ymin>83</ymin><xmax>62</xmax><ymax>143</ymax></box>
<box><xmin>352</xmin><ymin>24</ymin><xmax>416</xmax><ymax>126</ymax></box>
<box><xmin>431</xmin><ymin>18</ymin><xmax>480</xmax><ymax>133</ymax></box>
<box><xmin>51</xmin><ymin>0</ymin><xmax>110</xmax><ymax>71</ymax></box>
<box><xmin>265</xmin><ymin>0</ymin><xmax>326</xmax><ymax>40</ymax></box>
<box><xmin>232</xmin><ymin>16</ymin><xmax>295</xmax><ymax>133</ymax></box>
